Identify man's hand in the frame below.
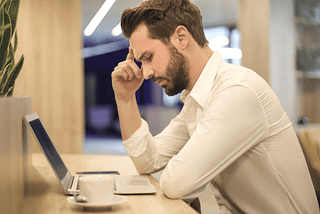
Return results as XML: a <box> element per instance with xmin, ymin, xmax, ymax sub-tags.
<box><xmin>111</xmin><ymin>47</ymin><xmax>144</xmax><ymax>101</ymax></box>
<box><xmin>111</xmin><ymin>47</ymin><xmax>143</xmax><ymax>140</ymax></box>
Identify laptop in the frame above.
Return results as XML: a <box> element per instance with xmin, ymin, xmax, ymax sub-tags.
<box><xmin>24</xmin><ymin>112</ymin><xmax>156</xmax><ymax>195</ymax></box>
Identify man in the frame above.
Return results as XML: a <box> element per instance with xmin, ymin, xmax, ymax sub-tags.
<box><xmin>111</xmin><ymin>0</ymin><xmax>319</xmax><ymax>213</ymax></box>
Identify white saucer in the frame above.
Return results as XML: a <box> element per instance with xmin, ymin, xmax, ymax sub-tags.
<box><xmin>67</xmin><ymin>195</ymin><xmax>127</xmax><ymax>210</ymax></box>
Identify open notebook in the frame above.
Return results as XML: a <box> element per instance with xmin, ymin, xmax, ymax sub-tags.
<box><xmin>24</xmin><ymin>113</ymin><xmax>156</xmax><ymax>195</ymax></box>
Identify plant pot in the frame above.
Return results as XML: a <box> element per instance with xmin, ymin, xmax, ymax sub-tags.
<box><xmin>0</xmin><ymin>96</ymin><xmax>32</xmax><ymax>214</ymax></box>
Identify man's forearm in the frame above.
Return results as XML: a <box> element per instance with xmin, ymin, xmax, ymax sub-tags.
<box><xmin>116</xmin><ymin>95</ymin><xmax>142</xmax><ymax>140</ymax></box>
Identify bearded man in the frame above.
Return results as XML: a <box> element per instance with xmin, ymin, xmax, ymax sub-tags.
<box><xmin>111</xmin><ymin>0</ymin><xmax>318</xmax><ymax>213</ymax></box>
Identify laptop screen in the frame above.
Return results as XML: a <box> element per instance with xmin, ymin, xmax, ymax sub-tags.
<box><xmin>29</xmin><ymin>119</ymin><xmax>68</xmax><ymax>181</ymax></box>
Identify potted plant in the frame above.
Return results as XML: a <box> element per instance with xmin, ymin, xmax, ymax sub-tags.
<box><xmin>0</xmin><ymin>0</ymin><xmax>24</xmax><ymax>96</ymax></box>
<box><xmin>0</xmin><ymin>1</ymin><xmax>32</xmax><ymax>214</ymax></box>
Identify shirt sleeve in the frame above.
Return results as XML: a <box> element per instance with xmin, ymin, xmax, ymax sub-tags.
<box><xmin>160</xmin><ymin>85</ymin><xmax>268</xmax><ymax>200</ymax></box>
<box><xmin>123</xmin><ymin>109</ymin><xmax>190</xmax><ymax>174</ymax></box>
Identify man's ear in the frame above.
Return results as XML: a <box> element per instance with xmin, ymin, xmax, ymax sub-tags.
<box><xmin>170</xmin><ymin>25</ymin><xmax>189</xmax><ymax>50</ymax></box>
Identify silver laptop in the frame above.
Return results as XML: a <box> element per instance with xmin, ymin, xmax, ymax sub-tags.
<box><xmin>24</xmin><ymin>112</ymin><xmax>156</xmax><ymax>195</ymax></box>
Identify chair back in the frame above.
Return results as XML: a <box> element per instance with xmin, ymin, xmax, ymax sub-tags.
<box><xmin>298</xmin><ymin>127</ymin><xmax>320</xmax><ymax>191</ymax></box>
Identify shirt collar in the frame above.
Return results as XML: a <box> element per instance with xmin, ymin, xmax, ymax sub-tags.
<box><xmin>180</xmin><ymin>51</ymin><xmax>222</xmax><ymax>107</ymax></box>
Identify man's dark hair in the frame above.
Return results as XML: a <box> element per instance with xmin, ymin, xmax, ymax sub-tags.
<box><xmin>120</xmin><ymin>0</ymin><xmax>208</xmax><ymax>47</ymax></box>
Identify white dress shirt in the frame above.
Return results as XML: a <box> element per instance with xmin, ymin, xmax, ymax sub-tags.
<box><xmin>123</xmin><ymin>52</ymin><xmax>319</xmax><ymax>213</ymax></box>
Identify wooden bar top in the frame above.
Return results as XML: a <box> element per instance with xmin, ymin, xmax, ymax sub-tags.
<box><xmin>22</xmin><ymin>153</ymin><xmax>197</xmax><ymax>214</ymax></box>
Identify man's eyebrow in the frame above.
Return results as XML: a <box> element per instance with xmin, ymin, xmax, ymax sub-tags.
<box><xmin>136</xmin><ymin>51</ymin><xmax>149</xmax><ymax>61</ymax></box>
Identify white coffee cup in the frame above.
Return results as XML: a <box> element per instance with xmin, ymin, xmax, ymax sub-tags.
<box><xmin>79</xmin><ymin>175</ymin><xmax>115</xmax><ymax>204</ymax></box>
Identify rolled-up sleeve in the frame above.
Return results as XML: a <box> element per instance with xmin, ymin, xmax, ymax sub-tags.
<box><xmin>123</xmin><ymin>111</ymin><xmax>190</xmax><ymax>174</ymax></box>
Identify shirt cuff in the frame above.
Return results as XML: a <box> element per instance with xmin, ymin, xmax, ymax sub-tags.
<box><xmin>122</xmin><ymin>119</ymin><xmax>150</xmax><ymax>157</ymax></box>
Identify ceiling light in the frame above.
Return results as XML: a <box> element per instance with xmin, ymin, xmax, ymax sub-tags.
<box><xmin>111</xmin><ymin>23</ymin><xmax>122</xmax><ymax>36</ymax></box>
<box><xmin>84</xmin><ymin>0</ymin><xmax>117</xmax><ymax>36</ymax></box>
<box><xmin>208</xmin><ymin>36</ymin><xmax>229</xmax><ymax>50</ymax></box>
<box><xmin>216</xmin><ymin>48</ymin><xmax>242</xmax><ymax>59</ymax></box>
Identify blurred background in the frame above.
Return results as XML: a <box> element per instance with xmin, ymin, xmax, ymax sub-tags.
<box><xmin>12</xmin><ymin>0</ymin><xmax>320</xmax><ymax>212</ymax></box>
<box><xmin>13</xmin><ymin>0</ymin><xmax>320</xmax><ymax>156</ymax></box>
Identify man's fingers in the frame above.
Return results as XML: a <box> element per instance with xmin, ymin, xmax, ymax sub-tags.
<box><xmin>118</xmin><ymin>58</ymin><xmax>142</xmax><ymax>79</ymax></box>
<box><xmin>126</xmin><ymin>47</ymin><xmax>135</xmax><ymax>61</ymax></box>
<box><xmin>114</xmin><ymin>61</ymin><xmax>141</xmax><ymax>81</ymax></box>
<box><xmin>113</xmin><ymin>67</ymin><xmax>129</xmax><ymax>80</ymax></box>
<box><xmin>112</xmin><ymin>47</ymin><xmax>142</xmax><ymax>81</ymax></box>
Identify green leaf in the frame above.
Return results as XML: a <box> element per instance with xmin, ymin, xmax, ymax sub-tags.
<box><xmin>0</xmin><ymin>3</ymin><xmax>5</xmax><ymax>51</ymax></box>
<box><xmin>7</xmin><ymin>40</ymin><xmax>14</xmax><ymax>65</ymax></box>
<box><xmin>0</xmin><ymin>85</ymin><xmax>3</xmax><ymax>96</ymax></box>
<box><xmin>2</xmin><ymin>54</ymin><xmax>23</xmax><ymax>96</ymax></box>
<box><xmin>0</xmin><ymin>0</ymin><xmax>9</xmax><ymax>10</ymax></box>
<box><xmin>8</xmin><ymin>0</ymin><xmax>19</xmax><ymax>37</ymax></box>
<box><xmin>0</xmin><ymin>60</ymin><xmax>11</xmax><ymax>91</ymax></box>
<box><xmin>0</xmin><ymin>24</ymin><xmax>10</xmax><ymax>35</ymax></box>
<box><xmin>4</xmin><ymin>85</ymin><xmax>12</xmax><ymax>97</ymax></box>
<box><xmin>0</xmin><ymin>8</ymin><xmax>12</xmax><ymax>71</ymax></box>
<box><xmin>13</xmin><ymin>29</ymin><xmax>17</xmax><ymax>52</ymax></box>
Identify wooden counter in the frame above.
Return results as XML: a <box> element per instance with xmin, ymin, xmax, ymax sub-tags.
<box><xmin>22</xmin><ymin>153</ymin><xmax>198</xmax><ymax>214</ymax></box>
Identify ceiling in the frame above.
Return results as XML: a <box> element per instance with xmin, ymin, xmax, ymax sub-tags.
<box><xmin>82</xmin><ymin>0</ymin><xmax>239</xmax><ymax>51</ymax></box>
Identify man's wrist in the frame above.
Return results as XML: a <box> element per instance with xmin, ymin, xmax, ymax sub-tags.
<box><xmin>115</xmin><ymin>93</ymin><xmax>136</xmax><ymax>104</ymax></box>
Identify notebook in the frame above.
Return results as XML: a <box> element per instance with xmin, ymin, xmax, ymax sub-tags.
<box><xmin>24</xmin><ymin>112</ymin><xmax>156</xmax><ymax>195</ymax></box>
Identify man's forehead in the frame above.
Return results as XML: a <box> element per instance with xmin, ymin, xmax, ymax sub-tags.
<box><xmin>129</xmin><ymin>25</ymin><xmax>149</xmax><ymax>51</ymax></box>
<box><xmin>129</xmin><ymin>23</ymin><xmax>168</xmax><ymax>60</ymax></box>
<box><xmin>129</xmin><ymin>41</ymin><xmax>151</xmax><ymax>61</ymax></box>
<box><xmin>129</xmin><ymin>43</ymin><xmax>143</xmax><ymax>59</ymax></box>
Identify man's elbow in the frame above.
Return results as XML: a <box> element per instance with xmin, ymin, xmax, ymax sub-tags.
<box><xmin>160</xmin><ymin>178</ymin><xmax>187</xmax><ymax>199</ymax></box>
<box><xmin>134</xmin><ymin>163</ymin><xmax>160</xmax><ymax>175</ymax></box>
<box><xmin>135</xmin><ymin>167</ymin><xmax>153</xmax><ymax>175</ymax></box>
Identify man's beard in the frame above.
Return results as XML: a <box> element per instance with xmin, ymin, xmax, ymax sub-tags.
<box><xmin>152</xmin><ymin>44</ymin><xmax>190</xmax><ymax>96</ymax></box>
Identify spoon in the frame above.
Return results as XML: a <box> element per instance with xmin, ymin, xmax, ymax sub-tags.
<box><xmin>72</xmin><ymin>192</ymin><xmax>88</xmax><ymax>203</ymax></box>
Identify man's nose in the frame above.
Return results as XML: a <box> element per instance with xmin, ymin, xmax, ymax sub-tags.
<box><xmin>142</xmin><ymin>67</ymin><xmax>155</xmax><ymax>80</ymax></box>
